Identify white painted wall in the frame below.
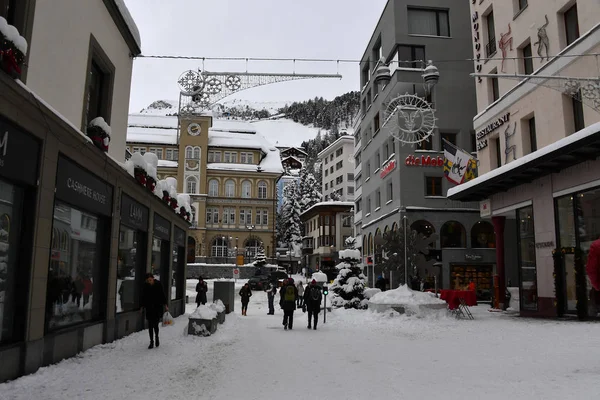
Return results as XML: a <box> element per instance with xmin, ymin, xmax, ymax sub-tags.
<box><xmin>26</xmin><ymin>0</ymin><xmax>135</xmax><ymax>162</ymax></box>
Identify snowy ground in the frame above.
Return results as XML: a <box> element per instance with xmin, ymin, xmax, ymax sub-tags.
<box><xmin>3</xmin><ymin>276</ymin><xmax>600</xmax><ymax>399</ymax></box>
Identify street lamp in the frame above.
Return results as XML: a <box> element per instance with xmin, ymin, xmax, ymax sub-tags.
<box><xmin>402</xmin><ymin>215</ymin><xmax>409</xmax><ymax>286</ymax></box>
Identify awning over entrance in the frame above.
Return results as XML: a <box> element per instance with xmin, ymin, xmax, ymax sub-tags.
<box><xmin>448</xmin><ymin>122</ymin><xmax>600</xmax><ymax>202</ymax></box>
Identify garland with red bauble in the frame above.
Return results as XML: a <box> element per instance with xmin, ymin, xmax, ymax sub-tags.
<box><xmin>134</xmin><ymin>166</ymin><xmax>147</xmax><ymax>186</ymax></box>
<box><xmin>0</xmin><ymin>18</ymin><xmax>27</xmax><ymax>79</ymax></box>
<box><xmin>178</xmin><ymin>206</ymin><xmax>192</xmax><ymax>223</ymax></box>
<box><xmin>145</xmin><ymin>176</ymin><xmax>156</xmax><ymax>192</ymax></box>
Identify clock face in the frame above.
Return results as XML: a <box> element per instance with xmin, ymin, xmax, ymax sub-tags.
<box><xmin>187</xmin><ymin>123</ymin><xmax>201</xmax><ymax>136</ymax></box>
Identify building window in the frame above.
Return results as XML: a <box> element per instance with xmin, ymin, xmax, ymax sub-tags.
<box><xmin>242</xmin><ymin>180</ymin><xmax>251</xmax><ymax>198</ymax></box>
<box><xmin>225</xmin><ymin>180</ymin><xmax>235</xmax><ymax>197</ymax></box>
<box><xmin>193</xmin><ymin>147</ymin><xmax>200</xmax><ymax>160</ymax></box>
<box><xmin>258</xmin><ymin>181</ymin><xmax>268</xmax><ymax>199</ymax></box>
<box><xmin>186</xmin><ymin>177</ymin><xmax>197</xmax><ymax>194</ymax></box>
<box><xmin>440</xmin><ymin>132</ymin><xmax>457</xmax><ymax>148</ymax></box>
<box><xmin>240</xmin><ymin>209</ymin><xmax>252</xmax><ymax>225</ymax></box>
<box><xmin>376</xmin><ymin>152</ymin><xmax>381</xmax><ymax>168</ymax></box>
<box><xmin>240</xmin><ymin>152</ymin><xmax>254</xmax><ymax>164</ymax></box>
<box><xmin>343</xmin><ymin>215</ymin><xmax>352</xmax><ymax>227</ymax></box>
<box><xmin>494</xmin><ymin>137</ymin><xmax>502</xmax><ymax>168</ymax></box>
<box><xmin>47</xmin><ymin>202</ymin><xmax>105</xmax><ymax>330</ymax></box>
<box><xmin>441</xmin><ymin>221</ymin><xmax>467</xmax><ymax>248</ymax></box>
<box><xmin>396</xmin><ymin>45</ymin><xmax>426</xmax><ymax>68</ymax></box>
<box><xmin>517</xmin><ymin>206</ymin><xmax>537</xmax><ymax>310</ymax></box>
<box><xmin>564</xmin><ymin>4</ymin><xmax>580</xmax><ymax>46</ymax></box>
<box><xmin>336</xmin><ymin>148</ymin><xmax>343</xmax><ymax>157</ymax></box>
<box><xmin>471</xmin><ymin>221</ymin><xmax>496</xmax><ymax>248</ymax></box>
<box><xmin>528</xmin><ymin>117</ymin><xmax>537</xmax><ymax>152</ymax></box>
<box><xmin>361</xmin><ymin>61</ymin><xmax>371</xmax><ymax>88</ymax></box>
<box><xmin>572</xmin><ymin>91</ymin><xmax>585</xmax><ymax>132</ymax></box>
<box><xmin>223</xmin><ymin>207</ymin><xmax>236</xmax><ymax>224</ymax></box>
<box><xmin>407</xmin><ymin>8</ymin><xmax>450</xmax><ymax>37</ymax></box>
<box><xmin>336</xmin><ymin>160</ymin><xmax>343</xmax><ymax>170</ymax></box>
<box><xmin>330</xmin><ymin>166</ymin><xmax>334</xmax><ymax>173</ymax></box>
<box><xmin>211</xmin><ymin>237</ymin><xmax>228</xmax><ymax>257</ymax></box>
<box><xmin>336</xmin><ymin>176</ymin><xmax>343</xmax><ymax>185</ymax></box>
<box><xmin>485</xmin><ymin>11</ymin><xmax>497</xmax><ymax>57</ymax></box>
<box><xmin>490</xmin><ymin>72</ymin><xmax>500</xmax><ymax>102</ymax></box>
<box><xmin>347</xmin><ymin>173</ymin><xmax>354</xmax><ymax>181</ymax></box>
<box><xmin>522</xmin><ymin>43</ymin><xmax>533</xmax><ymax>75</ymax></box>
<box><xmin>376</xmin><ymin>190</ymin><xmax>381</xmax><ymax>208</ymax></box>
<box><xmin>355</xmin><ymin>199</ymin><xmax>362</xmax><ymax>212</ymax></box>
<box><xmin>517</xmin><ymin>0</ymin><xmax>528</xmax><ymax>12</ymax></box>
<box><xmin>366</xmin><ymin>161</ymin><xmax>371</xmax><ymax>176</ymax></box>
<box><xmin>367</xmin><ymin>197</ymin><xmax>371</xmax><ymax>213</ymax></box>
<box><xmin>416</xmin><ymin>138</ymin><xmax>433</xmax><ymax>151</ymax></box>
<box><xmin>387</xmin><ymin>181</ymin><xmax>393</xmax><ymax>201</ymax></box>
<box><xmin>224</xmin><ymin>151</ymin><xmax>232</xmax><ymax>163</ymax></box>
<box><xmin>348</xmin><ymin>186</ymin><xmax>354</xmax><ymax>194</ymax></box>
<box><xmin>185</xmin><ymin>146</ymin><xmax>193</xmax><ymax>159</ymax></box>
<box><xmin>374</xmin><ymin>113</ymin><xmax>380</xmax><ymax>133</ymax></box>
<box><xmin>425</xmin><ymin>176</ymin><xmax>443</xmax><ymax>196</ymax></box>
<box><xmin>206</xmin><ymin>208</ymin><xmax>218</xmax><ymax>224</ymax></box>
<box><xmin>117</xmin><ymin>227</ymin><xmax>144</xmax><ymax>313</ymax></box>
<box><xmin>256</xmin><ymin>209</ymin><xmax>268</xmax><ymax>225</ymax></box>
<box><xmin>166</xmin><ymin>149</ymin><xmax>174</xmax><ymax>160</ymax></box>
<box><xmin>208</xmin><ymin>179</ymin><xmax>219</xmax><ymax>197</ymax></box>
<box><xmin>208</xmin><ymin>151</ymin><xmax>214</xmax><ymax>162</ymax></box>
<box><xmin>325</xmin><ymin>183</ymin><xmax>328</xmax><ymax>190</ymax></box>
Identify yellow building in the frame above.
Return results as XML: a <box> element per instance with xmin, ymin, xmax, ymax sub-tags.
<box><xmin>127</xmin><ymin>112</ymin><xmax>283</xmax><ymax>264</ymax></box>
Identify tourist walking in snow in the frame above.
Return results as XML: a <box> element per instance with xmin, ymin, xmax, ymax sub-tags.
<box><xmin>195</xmin><ymin>277</ymin><xmax>208</xmax><ymax>306</ymax></box>
<box><xmin>296</xmin><ymin>281</ymin><xmax>305</xmax><ymax>307</ymax></box>
<box><xmin>303</xmin><ymin>279</ymin><xmax>322</xmax><ymax>330</ymax></box>
<box><xmin>239</xmin><ymin>283</ymin><xmax>252</xmax><ymax>316</ymax></box>
<box><xmin>280</xmin><ymin>278</ymin><xmax>298</xmax><ymax>330</ymax></box>
<box><xmin>267</xmin><ymin>281</ymin><xmax>277</xmax><ymax>315</ymax></box>
<box><xmin>141</xmin><ymin>273</ymin><xmax>168</xmax><ymax>349</ymax></box>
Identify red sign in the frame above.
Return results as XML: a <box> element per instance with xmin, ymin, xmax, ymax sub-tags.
<box><xmin>405</xmin><ymin>155</ymin><xmax>444</xmax><ymax>167</ymax></box>
<box><xmin>380</xmin><ymin>159</ymin><xmax>397</xmax><ymax>179</ymax></box>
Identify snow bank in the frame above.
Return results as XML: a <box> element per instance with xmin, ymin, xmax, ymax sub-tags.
<box><xmin>369</xmin><ymin>285</ymin><xmax>445</xmax><ymax>305</ymax></box>
<box><xmin>209</xmin><ymin>300</ymin><xmax>226</xmax><ymax>313</ymax></box>
<box><xmin>339</xmin><ymin>249</ymin><xmax>360</xmax><ymax>260</ymax></box>
<box><xmin>363</xmin><ymin>288</ymin><xmax>381</xmax><ymax>300</ymax></box>
<box><xmin>311</xmin><ymin>272</ymin><xmax>328</xmax><ymax>283</ymax></box>
<box><xmin>190</xmin><ymin>305</ymin><xmax>218</xmax><ymax>320</ymax></box>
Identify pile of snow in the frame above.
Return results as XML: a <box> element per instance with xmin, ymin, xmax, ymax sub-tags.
<box><xmin>165</xmin><ymin>177</ymin><xmax>178</xmax><ymax>198</ymax></box>
<box><xmin>339</xmin><ymin>249</ymin><xmax>360</xmax><ymax>261</ymax></box>
<box><xmin>209</xmin><ymin>300</ymin><xmax>226</xmax><ymax>313</ymax></box>
<box><xmin>363</xmin><ymin>288</ymin><xmax>381</xmax><ymax>300</ymax></box>
<box><xmin>177</xmin><ymin>193</ymin><xmax>192</xmax><ymax>216</ymax></box>
<box><xmin>311</xmin><ymin>271</ymin><xmax>328</xmax><ymax>283</ymax></box>
<box><xmin>369</xmin><ymin>285</ymin><xmax>447</xmax><ymax>315</ymax></box>
<box><xmin>190</xmin><ymin>305</ymin><xmax>218</xmax><ymax>320</ymax></box>
<box><xmin>89</xmin><ymin>117</ymin><xmax>112</xmax><ymax>137</ymax></box>
<box><xmin>0</xmin><ymin>17</ymin><xmax>28</xmax><ymax>54</ymax></box>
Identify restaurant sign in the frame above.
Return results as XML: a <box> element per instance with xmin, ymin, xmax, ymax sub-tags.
<box><xmin>405</xmin><ymin>154</ymin><xmax>444</xmax><ymax>167</ymax></box>
<box><xmin>476</xmin><ymin>113</ymin><xmax>510</xmax><ymax>151</ymax></box>
<box><xmin>380</xmin><ymin>159</ymin><xmax>397</xmax><ymax>179</ymax></box>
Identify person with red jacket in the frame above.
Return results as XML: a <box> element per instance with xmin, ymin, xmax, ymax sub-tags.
<box><xmin>586</xmin><ymin>238</ymin><xmax>600</xmax><ymax>291</ymax></box>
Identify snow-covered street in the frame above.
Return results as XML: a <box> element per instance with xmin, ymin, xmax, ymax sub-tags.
<box><xmin>3</xmin><ymin>279</ymin><xmax>600</xmax><ymax>399</ymax></box>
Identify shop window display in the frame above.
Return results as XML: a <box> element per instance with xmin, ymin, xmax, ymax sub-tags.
<box><xmin>518</xmin><ymin>206</ymin><xmax>538</xmax><ymax>311</ymax></box>
<box><xmin>46</xmin><ymin>203</ymin><xmax>104</xmax><ymax>329</ymax></box>
<box><xmin>0</xmin><ymin>180</ymin><xmax>24</xmax><ymax>343</ymax></box>
<box><xmin>117</xmin><ymin>227</ymin><xmax>144</xmax><ymax>313</ymax></box>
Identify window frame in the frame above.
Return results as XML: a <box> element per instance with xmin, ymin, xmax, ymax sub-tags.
<box><xmin>407</xmin><ymin>7</ymin><xmax>450</xmax><ymax>37</ymax></box>
<box><xmin>81</xmin><ymin>35</ymin><xmax>115</xmax><ymax>132</ymax></box>
<box><xmin>258</xmin><ymin>181</ymin><xmax>268</xmax><ymax>199</ymax></box>
<box><xmin>564</xmin><ymin>4</ymin><xmax>580</xmax><ymax>47</ymax></box>
<box><xmin>425</xmin><ymin>176</ymin><xmax>443</xmax><ymax>197</ymax></box>
<box><xmin>208</xmin><ymin>179</ymin><xmax>219</xmax><ymax>197</ymax></box>
<box><xmin>225</xmin><ymin>179</ymin><xmax>235</xmax><ymax>198</ymax></box>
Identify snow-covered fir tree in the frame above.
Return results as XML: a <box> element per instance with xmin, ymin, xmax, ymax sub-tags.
<box><xmin>253</xmin><ymin>246</ymin><xmax>267</xmax><ymax>268</ymax></box>
<box><xmin>281</xmin><ymin>181</ymin><xmax>302</xmax><ymax>246</ymax></box>
<box><xmin>297</xmin><ymin>166</ymin><xmax>322</xmax><ymax>213</ymax></box>
<box><xmin>330</xmin><ymin>243</ymin><xmax>367</xmax><ymax>309</ymax></box>
<box><xmin>328</xmin><ymin>191</ymin><xmax>341</xmax><ymax>201</ymax></box>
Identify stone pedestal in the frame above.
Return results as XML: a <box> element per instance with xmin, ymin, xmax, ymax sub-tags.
<box><xmin>188</xmin><ymin>318</ymin><xmax>218</xmax><ymax>336</ymax></box>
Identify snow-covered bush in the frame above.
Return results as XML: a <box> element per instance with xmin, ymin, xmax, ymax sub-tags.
<box><xmin>87</xmin><ymin>117</ymin><xmax>111</xmax><ymax>152</ymax></box>
<box><xmin>253</xmin><ymin>246</ymin><xmax>267</xmax><ymax>268</ymax></box>
<box><xmin>0</xmin><ymin>16</ymin><xmax>28</xmax><ymax>78</ymax></box>
<box><xmin>330</xmin><ymin>249</ymin><xmax>367</xmax><ymax>309</ymax></box>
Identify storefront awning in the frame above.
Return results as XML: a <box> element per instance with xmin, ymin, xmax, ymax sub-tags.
<box><xmin>448</xmin><ymin>122</ymin><xmax>600</xmax><ymax>202</ymax></box>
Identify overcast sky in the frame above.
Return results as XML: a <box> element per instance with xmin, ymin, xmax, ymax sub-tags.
<box><xmin>124</xmin><ymin>0</ymin><xmax>388</xmax><ymax>112</ymax></box>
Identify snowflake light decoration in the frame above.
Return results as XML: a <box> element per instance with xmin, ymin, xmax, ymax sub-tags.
<box><xmin>225</xmin><ymin>75</ymin><xmax>242</xmax><ymax>91</ymax></box>
<box><xmin>178</xmin><ymin>70</ymin><xmax>204</xmax><ymax>95</ymax></box>
<box><xmin>382</xmin><ymin>94</ymin><xmax>437</xmax><ymax>145</ymax></box>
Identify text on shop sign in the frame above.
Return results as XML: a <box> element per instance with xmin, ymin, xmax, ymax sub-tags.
<box><xmin>476</xmin><ymin>113</ymin><xmax>510</xmax><ymax>151</ymax></box>
<box><xmin>156</xmin><ymin>225</ymin><xmax>169</xmax><ymax>235</ymax></box>
<box><xmin>130</xmin><ymin>204</ymin><xmax>143</xmax><ymax>223</ymax></box>
<box><xmin>67</xmin><ymin>178</ymin><xmax>107</xmax><ymax>205</ymax></box>
<box><xmin>471</xmin><ymin>1</ymin><xmax>483</xmax><ymax>83</ymax></box>
<box><xmin>380</xmin><ymin>159</ymin><xmax>397</xmax><ymax>178</ymax></box>
<box><xmin>405</xmin><ymin>155</ymin><xmax>444</xmax><ymax>167</ymax></box>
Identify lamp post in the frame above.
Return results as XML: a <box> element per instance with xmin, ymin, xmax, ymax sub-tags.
<box><xmin>245</xmin><ymin>224</ymin><xmax>255</xmax><ymax>263</ymax></box>
<box><xmin>403</xmin><ymin>215</ymin><xmax>408</xmax><ymax>286</ymax></box>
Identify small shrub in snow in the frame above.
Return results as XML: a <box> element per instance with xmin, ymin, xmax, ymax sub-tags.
<box><xmin>253</xmin><ymin>246</ymin><xmax>267</xmax><ymax>268</ymax></box>
<box><xmin>330</xmin><ymin>252</ymin><xmax>367</xmax><ymax>310</ymax></box>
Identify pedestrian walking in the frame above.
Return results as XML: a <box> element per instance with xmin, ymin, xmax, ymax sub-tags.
<box><xmin>195</xmin><ymin>276</ymin><xmax>208</xmax><ymax>306</ymax></box>
<box><xmin>239</xmin><ymin>283</ymin><xmax>252</xmax><ymax>316</ymax></box>
<box><xmin>303</xmin><ymin>279</ymin><xmax>323</xmax><ymax>330</ymax></box>
<box><xmin>141</xmin><ymin>273</ymin><xmax>167</xmax><ymax>349</ymax></box>
<box><xmin>296</xmin><ymin>281</ymin><xmax>305</xmax><ymax>308</ymax></box>
<box><xmin>280</xmin><ymin>278</ymin><xmax>298</xmax><ymax>330</ymax></box>
<box><xmin>267</xmin><ymin>281</ymin><xmax>277</xmax><ymax>315</ymax></box>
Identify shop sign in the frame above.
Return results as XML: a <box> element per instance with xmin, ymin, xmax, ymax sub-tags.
<box><xmin>380</xmin><ymin>159</ymin><xmax>397</xmax><ymax>179</ymax></box>
<box><xmin>476</xmin><ymin>113</ymin><xmax>510</xmax><ymax>150</ymax></box>
<box><xmin>0</xmin><ymin>117</ymin><xmax>41</xmax><ymax>186</ymax></box>
<box><xmin>465</xmin><ymin>253</ymin><xmax>483</xmax><ymax>261</ymax></box>
<box><xmin>535</xmin><ymin>241</ymin><xmax>555</xmax><ymax>249</ymax></box>
<box><xmin>471</xmin><ymin>1</ymin><xmax>482</xmax><ymax>83</ymax></box>
<box><xmin>480</xmin><ymin>199</ymin><xmax>491</xmax><ymax>217</ymax></box>
<box><xmin>174</xmin><ymin>226</ymin><xmax>186</xmax><ymax>247</ymax></box>
<box><xmin>56</xmin><ymin>156</ymin><xmax>113</xmax><ymax>216</ymax></box>
<box><xmin>405</xmin><ymin>154</ymin><xmax>444</xmax><ymax>167</ymax></box>
<box><xmin>153</xmin><ymin>213</ymin><xmax>171</xmax><ymax>240</ymax></box>
<box><xmin>121</xmin><ymin>193</ymin><xmax>149</xmax><ymax>231</ymax></box>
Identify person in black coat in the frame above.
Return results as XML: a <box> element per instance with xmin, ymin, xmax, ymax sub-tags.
<box><xmin>266</xmin><ymin>281</ymin><xmax>277</xmax><ymax>315</ymax></box>
<box><xmin>279</xmin><ymin>278</ymin><xmax>298</xmax><ymax>330</ymax></box>
<box><xmin>239</xmin><ymin>283</ymin><xmax>252</xmax><ymax>316</ymax></box>
<box><xmin>303</xmin><ymin>279</ymin><xmax>323</xmax><ymax>330</ymax></box>
<box><xmin>141</xmin><ymin>273</ymin><xmax>168</xmax><ymax>349</ymax></box>
<box><xmin>195</xmin><ymin>277</ymin><xmax>208</xmax><ymax>306</ymax></box>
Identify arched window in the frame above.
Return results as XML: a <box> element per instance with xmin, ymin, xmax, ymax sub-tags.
<box><xmin>185</xmin><ymin>146</ymin><xmax>193</xmax><ymax>159</ymax></box>
<box><xmin>391</xmin><ymin>222</ymin><xmax>398</xmax><ymax>231</ymax></box>
<box><xmin>225</xmin><ymin>180</ymin><xmax>235</xmax><ymax>197</ymax></box>
<box><xmin>193</xmin><ymin>147</ymin><xmax>200</xmax><ymax>160</ymax></box>
<box><xmin>363</xmin><ymin>235</ymin><xmax>367</xmax><ymax>252</ymax></box>
<box><xmin>186</xmin><ymin>176</ymin><xmax>197</xmax><ymax>194</ymax></box>
<box><xmin>208</xmin><ymin>179</ymin><xmax>219</xmax><ymax>197</ymax></box>
<box><xmin>244</xmin><ymin>238</ymin><xmax>262</xmax><ymax>259</ymax></box>
<box><xmin>190</xmin><ymin>205</ymin><xmax>196</xmax><ymax>223</ymax></box>
<box><xmin>411</xmin><ymin>220</ymin><xmax>436</xmax><ymax>247</ymax></box>
<box><xmin>471</xmin><ymin>221</ymin><xmax>496</xmax><ymax>248</ymax></box>
<box><xmin>61</xmin><ymin>231</ymin><xmax>69</xmax><ymax>251</ymax></box>
<box><xmin>211</xmin><ymin>237</ymin><xmax>229</xmax><ymax>257</ymax></box>
<box><xmin>441</xmin><ymin>221</ymin><xmax>467</xmax><ymax>248</ymax></box>
<box><xmin>52</xmin><ymin>228</ymin><xmax>59</xmax><ymax>249</ymax></box>
<box><xmin>242</xmin><ymin>180</ymin><xmax>252</xmax><ymax>198</ymax></box>
<box><xmin>258</xmin><ymin>181</ymin><xmax>268</xmax><ymax>199</ymax></box>
<box><xmin>368</xmin><ymin>233</ymin><xmax>373</xmax><ymax>254</ymax></box>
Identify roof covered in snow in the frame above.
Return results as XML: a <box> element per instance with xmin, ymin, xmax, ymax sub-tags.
<box><xmin>300</xmin><ymin>201</ymin><xmax>354</xmax><ymax>219</ymax></box>
<box><xmin>112</xmin><ymin>0</ymin><xmax>142</xmax><ymax>54</ymax></box>
<box><xmin>448</xmin><ymin>121</ymin><xmax>600</xmax><ymax>202</ymax></box>
<box><xmin>317</xmin><ymin>135</ymin><xmax>354</xmax><ymax>159</ymax></box>
<box><xmin>158</xmin><ymin>160</ymin><xmax>178</xmax><ymax>168</ymax></box>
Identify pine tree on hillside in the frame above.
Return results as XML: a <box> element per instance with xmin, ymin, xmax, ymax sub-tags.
<box><xmin>281</xmin><ymin>182</ymin><xmax>302</xmax><ymax>246</ymax></box>
<box><xmin>253</xmin><ymin>246</ymin><xmax>267</xmax><ymax>268</ymax></box>
<box><xmin>330</xmin><ymin>245</ymin><xmax>367</xmax><ymax>309</ymax></box>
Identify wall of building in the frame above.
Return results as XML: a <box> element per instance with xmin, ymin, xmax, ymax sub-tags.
<box><xmin>26</xmin><ymin>0</ymin><xmax>135</xmax><ymax>162</ymax></box>
<box><xmin>320</xmin><ymin>137</ymin><xmax>355</xmax><ymax>201</ymax></box>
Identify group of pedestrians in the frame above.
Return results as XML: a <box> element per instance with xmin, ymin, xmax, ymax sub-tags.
<box><xmin>278</xmin><ymin>278</ymin><xmax>323</xmax><ymax>330</ymax></box>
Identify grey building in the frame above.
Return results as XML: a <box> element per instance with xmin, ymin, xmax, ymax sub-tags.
<box><xmin>355</xmin><ymin>0</ymin><xmax>509</xmax><ymax>297</ymax></box>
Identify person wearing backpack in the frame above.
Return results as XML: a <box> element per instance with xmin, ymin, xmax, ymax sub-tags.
<box><xmin>303</xmin><ymin>279</ymin><xmax>323</xmax><ymax>330</ymax></box>
<box><xmin>279</xmin><ymin>278</ymin><xmax>298</xmax><ymax>330</ymax></box>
